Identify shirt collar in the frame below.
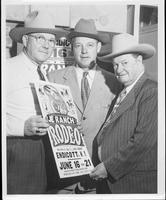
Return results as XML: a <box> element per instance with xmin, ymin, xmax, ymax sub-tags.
<box><xmin>23</xmin><ymin>49</ymin><xmax>38</xmax><ymax>72</ymax></box>
<box><xmin>75</xmin><ymin>64</ymin><xmax>96</xmax><ymax>79</ymax></box>
<box><xmin>125</xmin><ymin>71</ymin><xmax>144</xmax><ymax>94</ymax></box>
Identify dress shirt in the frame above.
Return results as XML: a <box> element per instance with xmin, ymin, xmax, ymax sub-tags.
<box><xmin>75</xmin><ymin>65</ymin><xmax>96</xmax><ymax>91</ymax></box>
<box><xmin>125</xmin><ymin>71</ymin><xmax>144</xmax><ymax>95</ymax></box>
<box><xmin>6</xmin><ymin>52</ymin><xmax>42</xmax><ymax>136</ymax></box>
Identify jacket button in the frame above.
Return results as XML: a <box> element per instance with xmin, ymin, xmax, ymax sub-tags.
<box><xmin>83</xmin><ymin>116</ymin><xmax>86</xmax><ymax>120</ymax></box>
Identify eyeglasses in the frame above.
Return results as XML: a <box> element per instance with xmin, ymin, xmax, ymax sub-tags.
<box><xmin>28</xmin><ymin>35</ymin><xmax>56</xmax><ymax>47</ymax></box>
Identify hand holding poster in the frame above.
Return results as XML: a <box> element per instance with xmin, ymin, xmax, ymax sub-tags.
<box><xmin>35</xmin><ymin>81</ymin><xmax>94</xmax><ymax>178</ymax></box>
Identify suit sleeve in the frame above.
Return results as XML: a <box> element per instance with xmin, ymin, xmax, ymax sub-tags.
<box><xmin>103</xmin><ymin>83</ymin><xmax>157</xmax><ymax>181</ymax></box>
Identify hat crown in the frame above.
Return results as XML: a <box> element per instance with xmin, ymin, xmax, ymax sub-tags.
<box><xmin>74</xmin><ymin>18</ymin><xmax>98</xmax><ymax>35</ymax></box>
<box><xmin>112</xmin><ymin>33</ymin><xmax>138</xmax><ymax>53</ymax></box>
<box><xmin>25</xmin><ymin>10</ymin><xmax>55</xmax><ymax>29</ymax></box>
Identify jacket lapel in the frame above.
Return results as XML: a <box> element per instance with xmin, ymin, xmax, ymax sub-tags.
<box><xmin>84</xmin><ymin>66</ymin><xmax>115</xmax><ymax>114</ymax></box>
<box><xmin>62</xmin><ymin>66</ymin><xmax>83</xmax><ymax>113</ymax></box>
<box><xmin>108</xmin><ymin>73</ymin><xmax>147</xmax><ymax>123</ymax></box>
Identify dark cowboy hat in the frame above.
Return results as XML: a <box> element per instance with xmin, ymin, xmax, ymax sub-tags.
<box><xmin>98</xmin><ymin>33</ymin><xmax>155</xmax><ymax>62</ymax></box>
<box><xmin>68</xmin><ymin>18</ymin><xmax>105</xmax><ymax>43</ymax></box>
<box><xmin>9</xmin><ymin>10</ymin><xmax>68</xmax><ymax>43</ymax></box>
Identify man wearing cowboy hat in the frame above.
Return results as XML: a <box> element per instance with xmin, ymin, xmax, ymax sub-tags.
<box><xmin>90</xmin><ymin>33</ymin><xmax>157</xmax><ymax>193</ymax></box>
<box><xmin>47</xmin><ymin>18</ymin><xmax>122</xmax><ymax>194</ymax></box>
<box><xmin>6</xmin><ymin>10</ymin><xmax>67</xmax><ymax>194</ymax></box>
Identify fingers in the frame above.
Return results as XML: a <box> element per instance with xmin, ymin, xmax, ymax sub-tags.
<box><xmin>89</xmin><ymin>164</ymin><xmax>107</xmax><ymax>181</ymax></box>
<box><xmin>24</xmin><ymin>115</ymin><xmax>49</xmax><ymax>136</ymax></box>
<box><xmin>89</xmin><ymin>168</ymin><xmax>98</xmax><ymax>179</ymax></box>
<box><xmin>77</xmin><ymin>121</ymin><xmax>82</xmax><ymax>126</ymax></box>
<box><xmin>90</xmin><ymin>172</ymin><xmax>105</xmax><ymax>181</ymax></box>
<box><xmin>34</xmin><ymin>127</ymin><xmax>48</xmax><ymax>136</ymax></box>
<box><xmin>77</xmin><ymin>121</ymin><xmax>84</xmax><ymax>136</ymax></box>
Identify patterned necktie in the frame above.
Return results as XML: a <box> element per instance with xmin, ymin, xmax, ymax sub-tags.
<box><xmin>101</xmin><ymin>88</ymin><xmax>127</xmax><ymax>130</ymax></box>
<box><xmin>81</xmin><ymin>71</ymin><xmax>90</xmax><ymax>109</ymax></box>
<box><xmin>37</xmin><ymin>65</ymin><xmax>45</xmax><ymax>81</ymax></box>
<box><xmin>110</xmin><ymin>88</ymin><xmax>127</xmax><ymax>116</ymax></box>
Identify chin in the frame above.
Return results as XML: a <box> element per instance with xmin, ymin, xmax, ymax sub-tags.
<box><xmin>78</xmin><ymin>64</ymin><xmax>89</xmax><ymax>69</ymax></box>
<box><xmin>40</xmin><ymin>56</ymin><xmax>50</xmax><ymax>62</ymax></box>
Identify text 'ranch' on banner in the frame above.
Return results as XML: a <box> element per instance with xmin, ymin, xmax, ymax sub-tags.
<box><xmin>35</xmin><ymin>81</ymin><xmax>94</xmax><ymax>178</ymax></box>
<box><xmin>40</xmin><ymin>37</ymin><xmax>75</xmax><ymax>79</ymax></box>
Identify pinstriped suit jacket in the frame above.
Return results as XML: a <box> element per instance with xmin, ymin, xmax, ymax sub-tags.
<box><xmin>94</xmin><ymin>73</ymin><xmax>157</xmax><ymax>193</ymax></box>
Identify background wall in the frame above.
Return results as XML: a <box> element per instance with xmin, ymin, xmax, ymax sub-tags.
<box><xmin>140</xmin><ymin>25</ymin><xmax>158</xmax><ymax>81</ymax></box>
<box><xmin>5</xmin><ymin>3</ymin><xmax>158</xmax><ymax>80</ymax></box>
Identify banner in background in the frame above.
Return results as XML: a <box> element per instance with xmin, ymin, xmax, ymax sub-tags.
<box><xmin>41</xmin><ymin>38</ymin><xmax>75</xmax><ymax>79</ymax></box>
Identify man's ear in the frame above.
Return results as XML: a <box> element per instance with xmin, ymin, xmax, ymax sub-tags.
<box><xmin>71</xmin><ymin>38</ymin><xmax>74</xmax><ymax>52</ymax></box>
<box><xmin>97</xmin><ymin>42</ymin><xmax>102</xmax><ymax>53</ymax></box>
<box><xmin>22</xmin><ymin>35</ymin><xmax>28</xmax><ymax>47</ymax></box>
<box><xmin>137</xmin><ymin>55</ymin><xmax>143</xmax><ymax>63</ymax></box>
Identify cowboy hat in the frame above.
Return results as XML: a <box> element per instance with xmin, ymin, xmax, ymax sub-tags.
<box><xmin>9</xmin><ymin>10</ymin><xmax>68</xmax><ymax>43</ymax></box>
<box><xmin>68</xmin><ymin>18</ymin><xmax>105</xmax><ymax>43</ymax></box>
<box><xmin>98</xmin><ymin>33</ymin><xmax>156</xmax><ymax>62</ymax></box>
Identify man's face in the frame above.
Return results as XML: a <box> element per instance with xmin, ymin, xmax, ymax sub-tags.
<box><xmin>72</xmin><ymin>37</ymin><xmax>101</xmax><ymax>69</ymax></box>
<box><xmin>24</xmin><ymin>33</ymin><xmax>56</xmax><ymax>64</ymax></box>
<box><xmin>113</xmin><ymin>54</ymin><xmax>144</xmax><ymax>87</ymax></box>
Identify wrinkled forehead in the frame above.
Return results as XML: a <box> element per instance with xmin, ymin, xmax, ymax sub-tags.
<box><xmin>113</xmin><ymin>53</ymin><xmax>137</xmax><ymax>62</ymax></box>
<box><xmin>72</xmin><ymin>37</ymin><xmax>98</xmax><ymax>44</ymax></box>
<box><xmin>29</xmin><ymin>32</ymin><xmax>56</xmax><ymax>39</ymax></box>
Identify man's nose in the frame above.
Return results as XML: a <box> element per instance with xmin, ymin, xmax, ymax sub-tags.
<box><xmin>43</xmin><ymin>40</ymin><xmax>49</xmax><ymax>48</ymax></box>
<box><xmin>81</xmin><ymin>45</ymin><xmax>87</xmax><ymax>53</ymax></box>
<box><xmin>116</xmin><ymin>63</ymin><xmax>123</xmax><ymax>73</ymax></box>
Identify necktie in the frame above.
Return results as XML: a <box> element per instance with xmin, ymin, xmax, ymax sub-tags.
<box><xmin>101</xmin><ymin>88</ymin><xmax>127</xmax><ymax>130</ymax></box>
<box><xmin>37</xmin><ymin>65</ymin><xmax>45</xmax><ymax>81</ymax></box>
<box><xmin>110</xmin><ymin>88</ymin><xmax>127</xmax><ymax>116</ymax></box>
<box><xmin>98</xmin><ymin>88</ymin><xmax>126</xmax><ymax>159</ymax></box>
<box><xmin>81</xmin><ymin>71</ymin><xmax>90</xmax><ymax>109</ymax></box>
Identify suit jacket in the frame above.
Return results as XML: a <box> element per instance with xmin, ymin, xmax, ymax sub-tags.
<box><xmin>46</xmin><ymin>65</ymin><xmax>121</xmax><ymax>190</ymax></box>
<box><xmin>93</xmin><ymin>73</ymin><xmax>157</xmax><ymax>193</ymax></box>
<box><xmin>48</xmin><ymin>65</ymin><xmax>121</xmax><ymax>156</ymax></box>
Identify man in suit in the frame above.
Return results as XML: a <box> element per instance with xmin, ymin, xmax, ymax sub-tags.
<box><xmin>6</xmin><ymin>10</ymin><xmax>67</xmax><ymax>194</ymax></box>
<box><xmin>90</xmin><ymin>33</ymin><xmax>157</xmax><ymax>193</ymax></box>
<box><xmin>47</xmin><ymin>18</ymin><xmax>121</xmax><ymax>193</ymax></box>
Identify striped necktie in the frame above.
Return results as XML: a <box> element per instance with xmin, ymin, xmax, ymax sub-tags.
<box><xmin>110</xmin><ymin>88</ymin><xmax>127</xmax><ymax>116</ymax></box>
<box><xmin>37</xmin><ymin>65</ymin><xmax>45</xmax><ymax>81</ymax></box>
<box><xmin>101</xmin><ymin>88</ymin><xmax>127</xmax><ymax>130</ymax></box>
<box><xmin>81</xmin><ymin>71</ymin><xmax>90</xmax><ymax>109</ymax></box>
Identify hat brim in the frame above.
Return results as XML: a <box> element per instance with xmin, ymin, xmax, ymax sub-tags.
<box><xmin>68</xmin><ymin>31</ymin><xmax>105</xmax><ymax>43</ymax></box>
<box><xmin>97</xmin><ymin>43</ymin><xmax>112</xmax><ymax>57</ymax></box>
<box><xmin>9</xmin><ymin>27</ymin><xmax>68</xmax><ymax>43</ymax></box>
<box><xmin>98</xmin><ymin>44</ymin><xmax>156</xmax><ymax>62</ymax></box>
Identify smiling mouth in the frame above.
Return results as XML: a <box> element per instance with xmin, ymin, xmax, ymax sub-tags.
<box><xmin>40</xmin><ymin>51</ymin><xmax>48</xmax><ymax>54</ymax></box>
<box><xmin>81</xmin><ymin>58</ymin><xmax>90</xmax><ymax>61</ymax></box>
<box><xmin>117</xmin><ymin>74</ymin><xmax>126</xmax><ymax>78</ymax></box>
<box><xmin>81</xmin><ymin>56</ymin><xmax>89</xmax><ymax>58</ymax></box>
<box><xmin>118</xmin><ymin>73</ymin><xmax>126</xmax><ymax>76</ymax></box>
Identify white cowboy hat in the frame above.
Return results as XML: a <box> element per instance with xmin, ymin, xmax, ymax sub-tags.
<box><xmin>68</xmin><ymin>18</ymin><xmax>106</xmax><ymax>43</ymax></box>
<box><xmin>9</xmin><ymin>10</ymin><xmax>68</xmax><ymax>43</ymax></box>
<box><xmin>98</xmin><ymin>33</ymin><xmax>156</xmax><ymax>62</ymax></box>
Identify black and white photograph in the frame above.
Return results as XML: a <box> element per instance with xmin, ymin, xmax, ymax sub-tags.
<box><xmin>2</xmin><ymin>0</ymin><xmax>165</xmax><ymax>200</ymax></box>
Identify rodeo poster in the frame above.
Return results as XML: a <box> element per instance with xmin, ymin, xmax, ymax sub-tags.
<box><xmin>35</xmin><ymin>81</ymin><xmax>94</xmax><ymax>178</ymax></box>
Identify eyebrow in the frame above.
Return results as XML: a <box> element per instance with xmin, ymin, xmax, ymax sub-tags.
<box><xmin>113</xmin><ymin>59</ymin><xmax>128</xmax><ymax>64</ymax></box>
<box><xmin>34</xmin><ymin>34</ymin><xmax>55</xmax><ymax>39</ymax></box>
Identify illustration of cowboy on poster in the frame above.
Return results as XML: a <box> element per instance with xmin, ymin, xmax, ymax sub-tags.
<box><xmin>35</xmin><ymin>81</ymin><xmax>94</xmax><ymax>178</ymax></box>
